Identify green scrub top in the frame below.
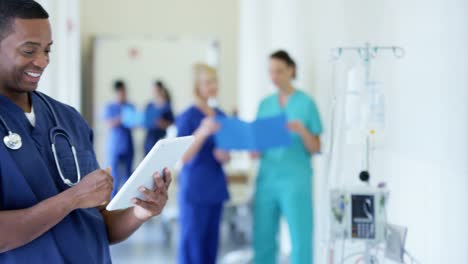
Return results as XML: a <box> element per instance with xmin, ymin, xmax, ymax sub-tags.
<box><xmin>256</xmin><ymin>89</ymin><xmax>323</xmax><ymax>190</ymax></box>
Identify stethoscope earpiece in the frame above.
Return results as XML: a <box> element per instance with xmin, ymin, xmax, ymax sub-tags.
<box><xmin>3</xmin><ymin>132</ymin><xmax>22</xmax><ymax>150</ymax></box>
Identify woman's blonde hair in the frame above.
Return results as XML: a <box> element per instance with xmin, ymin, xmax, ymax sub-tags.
<box><xmin>192</xmin><ymin>63</ymin><xmax>217</xmax><ymax>98</ymax></box>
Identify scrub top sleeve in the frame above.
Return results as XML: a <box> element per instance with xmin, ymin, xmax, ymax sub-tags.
<box><xmin>143</xmin><ymin>104</ymin><xmax>153</xmax><ymax>128</ymax></box>
<box><xmin>0</xmin><ymin>159</ymin><xmax>2</xmax><ymax>206</ymax></box>
<box><xmin>176</xmin><ymin>111</ymin><xmax>194</xmax><ymax>137</ymax></box>
<box><xmin>87</xmin><ymin>128</ymin><xmax>101</xmax><ymax>170</ymax></box>
<box><xmin>307</xmin><ymin>99</ymin><xmax>323</xmax><ymax>135</ymax></box>
<box><xmin>144</xmin><ymin>103</ymin><xmax>151</xmax><ymax>115</ymax></box>
<box><xmin>76</xmin><ymin>107</ymin><xmax>101</xmax><ymax>171</ymax></box>
<box><xmin>102</xmin><ymin>104</ymin><xmax>117</xmax><ymax>121</ymax></box>
<box><xmin>162</xmin><ymin>107</ymin><xmax>175</xmax><ymax>123</ymax></box>
<box><xmin>256</xmin><ymin>99</ymin><xmax>267</xmax><ymax>119</ymax></box>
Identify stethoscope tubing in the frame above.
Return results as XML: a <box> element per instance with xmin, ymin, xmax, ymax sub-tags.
<box><xmin>0</xmin><ymin>92</ymin><xmax>81</xmax><ymax>186</ymax></box>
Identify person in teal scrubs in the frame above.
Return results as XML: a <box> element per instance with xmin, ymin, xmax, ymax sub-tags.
<box><xmin>253</xmin><ymin>50</ymin><xmax>323</xmax><ymax>264</ymax></box>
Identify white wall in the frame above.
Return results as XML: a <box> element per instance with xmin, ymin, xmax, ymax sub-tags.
<box><xmin>80</xmin><ymin>0</ymin><xmax>239</xmax><ymax>123</ymax></box>
<box><xmin>239</xmin><ymin>0</ymin><xmax>468</xmax><ymax>263</ymax></box>
<box><xmin>35</xmin><ymin>0</ymin><xmax>81</xmax><ymax>110</ymax></box>
<box><xmin>238</xmin><ymin>0</ymin><xmax>318</xmax><ymax>121</ymax></box>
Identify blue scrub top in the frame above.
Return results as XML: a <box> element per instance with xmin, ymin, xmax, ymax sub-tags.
<box><xmin>176</xmin><ymin>106</ymin><xmax>229</xmax><ymax>205</ymax></box>
<box><xmin>257</xmin><ymin>90</ymin><xmax>323</xmax><ymax>189</ymax></box>
<box><xmin>103</xmin><ymin>102</ymin><xmax>134</xmax><ymax>157</ymax></box>
<box><xmin>0</xmin><ymin>93</ymin><xmax>111</xmax><ymax>263</ymax></box>
<box><xmin>144</xmin><ymin>102</ymin><xmax>174</xmax><ymax>155</ymax></box>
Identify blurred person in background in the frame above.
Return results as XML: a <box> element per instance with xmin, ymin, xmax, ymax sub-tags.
<box><xmin>103</xmin><ymin>80</ymin><xmax>135</xmax><ymax>197</ymax></box>
<box><xmin>253</xmin><ymin>50</ymin><xmax>323</xmax><ymax>264</ymax></box>
<box><xmin>143</xmin><ymin>80</ymin><xmax>174</xmax><ymax>155</ymax></box>
<box><xmin>176</xmin><ymin>64</ymin><xmax>230</xmax><ymax>264</ymax></box>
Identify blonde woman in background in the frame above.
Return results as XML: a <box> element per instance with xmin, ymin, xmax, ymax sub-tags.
<box><xmin>176</xmin><ymin>64</ymin><xmax>230</xmax><ymax>264</ymax></box>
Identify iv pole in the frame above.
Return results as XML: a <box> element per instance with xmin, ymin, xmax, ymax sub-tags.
<box><xmin>331</xmin><ymin>42</ymin><xmax>404</xmax><ymax>173</ymax></box>
<box><xmin>329</xmin><ymin>43</ymin><xmax>405</xmax><ymax>264</ymax></box>
<box><xmin>332</xmin><ymin>42</ymin><xmax>405</xmax><ymax>86</ymax></box>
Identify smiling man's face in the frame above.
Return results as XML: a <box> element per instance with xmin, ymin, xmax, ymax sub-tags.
<box><xmin>0</xmin><ymin>18</ymin><xmax>52</xmax><ymax>94</ymax></box>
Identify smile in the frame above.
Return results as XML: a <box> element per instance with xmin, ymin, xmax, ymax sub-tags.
<box><xmin>25</xmin><ymin>71</ymin><xmax>42</xmax><ymax>78</ymax></box>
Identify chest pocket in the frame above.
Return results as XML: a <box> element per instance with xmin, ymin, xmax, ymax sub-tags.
<box><xmin>60</xmin><ymin>149</ymin><xmax>97</xmax><ymax>181</ymax></box>
<box><xmin>53</xmin><ymin>137</ymin><xmax>97</xmax><ymax>185</ymax></box>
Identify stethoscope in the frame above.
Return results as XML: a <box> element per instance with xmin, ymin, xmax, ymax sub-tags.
<box><xmin>0</xmin><ymin>92</ymin><xmax>81</xmax><ymax>187</ymax></box>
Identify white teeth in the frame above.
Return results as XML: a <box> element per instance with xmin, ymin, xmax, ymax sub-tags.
<box><xmin>26</xmin><ymin>72</ymin><xmax>41</xmax><ymax>78</ymax></box>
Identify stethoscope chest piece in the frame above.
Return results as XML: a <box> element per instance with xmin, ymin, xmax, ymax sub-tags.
<box><xmin>3</xmin><ymin>132</ymin><xmax>22</xmax><ymax>150</ymax></box>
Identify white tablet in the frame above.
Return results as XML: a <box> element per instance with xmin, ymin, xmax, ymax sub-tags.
<box><xmin>106</xmin><ymin>136</ymin><xmax>194</xmax><ymax>211</ymax></box>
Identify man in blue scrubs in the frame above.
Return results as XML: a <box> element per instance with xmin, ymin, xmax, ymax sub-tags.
<box><xmin>103</xmin><ymin>80</ymin><xmax>135</xmax><ymax>197</ymax></box>
<box><xmin>0</xmin><ymin>1</ymin><xmax>171</xmax><ymax>263</ymax></box>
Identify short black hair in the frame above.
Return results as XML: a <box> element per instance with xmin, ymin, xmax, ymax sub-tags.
<box><xmin>270</xmin><ymin>50</ymin><xmax>297</xmax><ymax>78</ymax></box>
<box><xmin>114</xmin><ymin>80</ymin><xmax>126</xmax><ymax>92</ymax></box>
<box><xmin>0</xmin><ymin>0</ymin><xmax>49</xmax><ymax>41</ymax></box>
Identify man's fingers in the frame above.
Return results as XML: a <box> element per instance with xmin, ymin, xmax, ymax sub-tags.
<box><xmin>163</xmin><ymin>168</ymin><xmax>172</xmax><ymax>189</ymax></box>
<box><xmin>132</xmin><ymin>198</ymin><xmax>160</xmax><ymax>213</ymax></box>
<box><xmin>97</xmin><ymin>174</ymin><xmax>113</xmax><ymax>186</ymax></box>
<box><xmin>105</xmin><ymin>174</ymin><xmax>114</xmax><ymax>184</ymax></box>
<box><xmin>153</xmin><ymin>172</ymin><xmax>165</xmax><ymax>189</ymax></box>
<box><xmin>158</xmin><ymin>188</ymin><xmax>169</xmax><ymax>202</ymax></box>
<box><xmin>139</xmin><ymin>187</ymin><xmax>158</xmax><ymax>202</ymax></box>
<box><xmin>138</xmin><ymin>186</ymin><xmax>168</xmax><ymax>204</ymax></box>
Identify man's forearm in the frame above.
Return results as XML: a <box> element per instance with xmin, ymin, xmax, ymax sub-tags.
<box><xmin>100</xmin><ymin>208</ymin><xmax>144</xmax><ymax>244</ymax></box>
<box><xmin>0</xmin><ymin>188</ymin><xmax>77</xmax><ymax>253</ymax></box>
<box><xmin>101</xmin><ymin>171</ymin><xmax>171</xmax><ymax>245</ymax></box>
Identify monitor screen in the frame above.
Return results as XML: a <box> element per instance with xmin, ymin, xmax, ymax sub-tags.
<box><xmin>351</xmin><ymin>194</ymin><xmax>376</xmax><ymax>239</ymax></box>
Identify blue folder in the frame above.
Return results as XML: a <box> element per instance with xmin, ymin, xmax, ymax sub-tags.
<box><xmin>215</xmin><ymin>114</ymin><xmax>292</xmax><ymax>151</ymax></box>
<box><xmin>122</xmin><ymin>106</ymin><xmax>144</xmax><ymax>128</ymax></box>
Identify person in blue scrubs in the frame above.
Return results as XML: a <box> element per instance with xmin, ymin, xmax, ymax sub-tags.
<box><xmin>143</xmin><ymin>80</ymin><xmax>174</xmax><ymax>155</ymax></box>
<box><xmin>253</xmin><ymin>51</ymin><xmax>323</xmax><ymax>264</ymax></box>
<box><xmin>103</xmin><ymin>80</ymin><xmax>135</xmax><ymax>197</ymax></box>
<box><xmin>176</xmin><ymin>64</ymin><xmax>230</xmax><ymax>264</ymax></box>
<box><xmin>0</xmin><ymin>1</ymin><xmax>171</xmax><ymax>263</ymax></box>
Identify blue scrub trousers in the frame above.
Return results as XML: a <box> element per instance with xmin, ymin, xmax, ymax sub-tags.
<box><xmin>178</xmin><ymin>202</ymin><xmax>223</xmax><ymax>264</ymax></box>
<box><xmin>253</xmin><ymin>184</ymin><xmax>313</xmax><ymax>264</ymax></box>
<box><xmin>110</xmin><ymin>152</ymin><xmax>133</xmax><ymax>197</ymax></box>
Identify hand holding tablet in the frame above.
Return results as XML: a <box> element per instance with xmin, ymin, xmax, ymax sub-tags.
<box><xmin>106</xmin><ymin>136</ymin><xmax>195</xmax><ymax>211</ymax></box>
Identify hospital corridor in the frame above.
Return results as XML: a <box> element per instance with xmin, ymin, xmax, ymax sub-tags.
<box><xmin>0</xmin><ymin>0</ymin><xmax>466</xmax><ymax>264</ymax></box>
